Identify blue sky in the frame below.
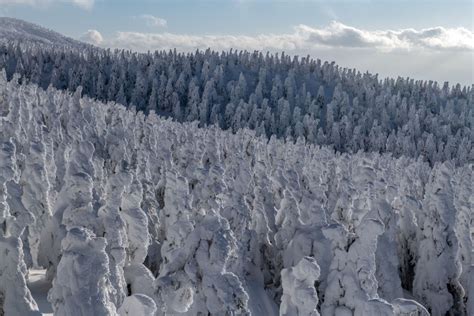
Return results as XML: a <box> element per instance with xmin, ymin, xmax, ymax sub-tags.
<box><xmin>2</xmin><ymin>0</ymin><xmax>473</xmax><ymax>38</ymax></box>
<box><xmin>1</xmin><ymin>0</ymin><xmax>473</xmax><ymax>85</ymax></box>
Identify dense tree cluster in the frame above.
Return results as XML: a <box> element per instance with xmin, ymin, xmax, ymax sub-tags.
<box><xmin>0</xmin><ymin>43</ymin><xmax>472</xmax><ymax>166</ymax></box>
<box><xmin>0</xmin><ymin>72</ymin><xmax>473</xmax><ymax>315</ymax></box>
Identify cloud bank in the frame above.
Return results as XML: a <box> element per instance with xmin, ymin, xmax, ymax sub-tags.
<box><xmin>0</xmin><ymin>0</ymin><xmax>94</xmax><ymax>9</ymax></box>
<box><xmin>102</xmin><ymin>21</ymin><xmax>473</xmax><ymax>53</ymax></box>
<box><xmin>298</xmin><ymin>22</ymin><xmax>473</xmax><ymax>51</ymax></box>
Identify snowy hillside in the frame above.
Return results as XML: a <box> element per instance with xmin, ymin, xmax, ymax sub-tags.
<box><xmin>0</xmin><ymin>72</ymin><xmax>473</xmax><ymax>315</ymax></box>
<box><xmin>0</xmin><ymin>17</ymin><xmax>90</xmax><ymax>48</ymax></box>
<box><xmin>0</xmin><ymin>38</ymin><xmax>472</xmax><ymax>166</ymax></box>
<box><xmin>0</xmin><ymin>18</ymin><xmax>473</xmax><ymax>316</ymax></box>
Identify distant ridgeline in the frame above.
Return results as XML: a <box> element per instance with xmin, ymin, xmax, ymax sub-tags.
<box><xmin>0</xmin><ymin>43</ymin><xmax>472</xmax><ymax>165</ymax></box>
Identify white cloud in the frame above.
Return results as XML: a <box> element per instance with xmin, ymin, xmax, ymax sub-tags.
<box><xmin>109</xmin><ymin>32</ymin><xmax>298</xmax><ymax>52</ymax></box>
<box><xmin>138</xmin><ymin>14</ymin><xmax>167</xmax><ymax>28</ymax></box>
<box><xmin>0</xmin><ymin>0</ymin><xmax>94</xmax><ymax>9</ymax></box>
<box><xmin>296</xmin><ymin>22</ymin><xmax>474</xmax><ymax>51</ymax></box>
<box><xmin>103</xmin><ymin>21</ymin><xmax>473</xmax><ymax>53</ymax></box>
<box><xmin>80</xmin><ymin>29</ymin><xmax>103</xmax><ymax>45</ymax></box>
<box><xmin>70</xmin><ymin>0</ymin><xmax>93</xmax><ymax>9</ymax></box>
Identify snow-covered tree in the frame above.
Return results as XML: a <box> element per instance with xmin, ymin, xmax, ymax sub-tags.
<box><xmin>0</xmin><ymin>71</ymin><xmax>472</xmax><ymax>315</ymax></box>
<box><xmin>280</xmin><ymin>257</ymin><xmax>321</xmax><ymax>316</ymax></box>
<box><xmin>414</xmin><ymin>162</ymin><xmax>465</xmax><ymax>315</ymax></box>
<box><xmin>1</xmin><ymin>43</ymin><xmax>471</xmax><ymax>165</ymax></box>
<box><xmin>0</xmin><ymin>139</ymin><xmax>40</xmax><ymax>315</ymax></box>
<box><xmin>48</xmin><ymin>227</ymin><xmax>117</xmax><ymax>316</ymax></box>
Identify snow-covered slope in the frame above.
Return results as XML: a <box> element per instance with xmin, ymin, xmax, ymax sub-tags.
<box><xmin>1</xmin><ymin>25</ymin><xmax>471</xmax><ymax>166</ymax></box>
<box><xmin>0</xmin><ymin>17</ymin><xmax>89</xmax><ymax>48</ymax></box>
<box><xmin>0</xmin><ymin>72</ymin><xmax>473</xmax><ymax>315</ymax></box>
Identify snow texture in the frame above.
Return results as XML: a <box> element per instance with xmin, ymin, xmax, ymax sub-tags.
<box><xmin>0</xmin><ymin>57</ymin><xmax>473</xmax><ymax>316</ymax></box>
<box><xmin>0</xmin><ymin>26</ymin><xmax>472</xmax><ymax>167</ymax></box>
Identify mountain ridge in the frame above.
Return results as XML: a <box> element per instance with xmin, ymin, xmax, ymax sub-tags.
<box><xmin>0</xmin><ymin>17</ymin><xmax>91</xmax><ymax>48</ymax></box>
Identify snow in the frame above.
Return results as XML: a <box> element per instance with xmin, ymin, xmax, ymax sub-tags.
<box><xmin>27</xmin><ymin>270</ymin><xmax>53</xmax><ymax>316</ymax></box>
<box><xmin>0</xmin><ymin>35</ymin><xmax>472</xmax><ymax>315</ymax></box>
<box><xmin>280</xmin><ymin>257</ymin><xmax>321</xmax><ymax>315</ymax></box>
<box><xmin>1</xmin><ymin>20</ymin><xmax>472</xmax><ymax>167</ymax></box>
<box><xmin>48</xmin><ymin>227</ymin><xmax>117</xmax><ymax>316</ymax></box>
<box><xmin>245</xmin><ymin>279</ymin><xmax>279</xmax><ymax>316</ymax></box>
<box><xmin>0</xmin><ymin>17</ymin><xmax>91</xmax><ymax>48</ymax></box>
<box><xmin>118</xmin><ymin>294</ymin><xmax>156</xmax><ymax>316</ymax></box>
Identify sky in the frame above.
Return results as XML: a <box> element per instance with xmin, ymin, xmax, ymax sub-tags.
<box><xmin>1</xmin><ymin>0</ymin><xmax>473</xmax><ymax>85</ymax></box>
